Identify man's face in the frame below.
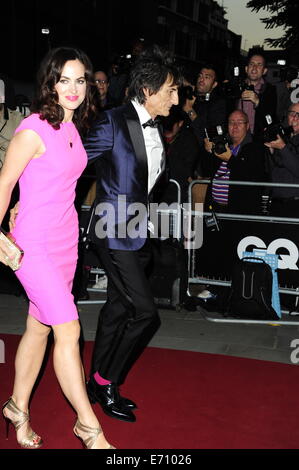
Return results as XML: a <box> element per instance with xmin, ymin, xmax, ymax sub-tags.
<box><xmin>143</xmin><ymin>75</ymin><xmax>179</xmax><ymax>118</ymax></box>
<box><xmin>245</xmin><ymin>55</ymin><xmax>267</xmax><ymax>83</ymax></box>
<box><xmin>196</xmin><ymin>68</ymin><xmax>217</xmax><ymax>95</ymax></box>
<box><xmin>94</xmin><ymin>71</ymin><xmax>109</xmax><ymax>99</ymax></box>
<box><xmin>228</xmin><ymin>111</ymin><xmax>249</xmax><ymax>144</ymax></box>
<box><xmin>287</xmin><ymin>104</ymin><xmax>299</xmax><ymax>135</ymax></box>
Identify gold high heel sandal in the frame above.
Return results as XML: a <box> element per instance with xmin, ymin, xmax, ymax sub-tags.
<box><xmin>2</xmin><ymin>397</ymin><xmax>43</xmax><ymax>449</ymax></box>
<box><xmin>73</xmin><ymin>419</ymin><xmax>115</xmax><ymax>449</ymax></box>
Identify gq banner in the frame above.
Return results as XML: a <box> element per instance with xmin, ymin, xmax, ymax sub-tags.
<box><xmin>196</xmin><ymin>220</ymin><xmax>299</xmax><ymax>308</ymax></box>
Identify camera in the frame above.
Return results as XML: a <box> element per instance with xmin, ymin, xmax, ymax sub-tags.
<box><xmin>279</xmin><ymin>66</ymin><xmax>298</xmax><ymax>85</ymax></box>
<box><xmin>205</xmin><ymin>125</ymin><xmax>231</xmax><ymax>155</ymax></box>
<box><xmin>197</xmin><ymin>92</ymin><xmax>210</xmax><ymax>102</ymax></box>
<box><xmin>263</xmin><ymin>114</ymin><xmax>292</xmax><ymax>143</ymax></box>
<box><xmin>111</xmin><ymin>54</ymin><xmax>133</xmax><ymax>75</ymax></box>
<box><xmin>180</xmin><ymin>85</ymin><xmax>211</xmax><ymax>102</ymax></box>
<box><xmin>241</xmin><ymin>83</ymin><xmax>254</xmax><ymax>93</ymax></box>
<box><xmin>222</xmin><ymin>66</ymin><xmax>254</xmax><ymax>99</ymax></box>
<box><xmin>179</xmin><ymin>85</ymin><xmax>198</xmax><ymax>101</ymax></box>
<box><xmin>223</xmin><ymin>80</ymin><xmax>254</xmax><ymax>99</ymax></box>
<box><xmin>204</xmin><ymin>211</ymin><xmax>220</xmax><ymax>232</ymax></box>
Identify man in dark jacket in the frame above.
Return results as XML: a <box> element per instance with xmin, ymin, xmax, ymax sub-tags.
<box><xmin>159</xmin><ymin>106</ymin><xmax>200</xmax><ymax>204</ymax></box>
<box><xmin>182</xmin><ymin>64</ymin><xmax>227</xmax><ymax>145</ymax></box>
<box><xmin>203</xmin><ymin>110</ymin><xmax>266</xmax><ymax>214</ymax></box>
<box><xmin>237</xmin><ymin>52</ymin><xmax>277</xmax><ymax>142</ymax></box>
<box><xmin>265</xmin><ymin>103</ymin><xmax>299</xmax><ymax>217</ymax></box>
<box><xmin>84</xmin><ymin>46</ymin><xmax>181</xmax><ymax>423</ymax></box>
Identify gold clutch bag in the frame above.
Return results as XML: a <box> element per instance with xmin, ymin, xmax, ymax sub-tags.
<box><xmin>0</xmin><ymin>228</ymin><xmax>24</xmax><ymax>271</ymax></box>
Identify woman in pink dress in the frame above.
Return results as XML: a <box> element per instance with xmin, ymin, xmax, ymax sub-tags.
<box><xmin>0</xmin><ymin>47</ymin><xmax>114</xmax><ymax>449</ymax></box>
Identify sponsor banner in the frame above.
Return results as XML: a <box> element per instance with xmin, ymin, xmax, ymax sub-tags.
<box><xmin>196</xmin><ymin>220</ymin><xmax>299</xmax><ymax>288</ymax></box>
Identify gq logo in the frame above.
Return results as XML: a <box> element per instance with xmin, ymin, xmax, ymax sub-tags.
<box><xmin>237</xmin><ymin>236</ymin><xmax>299</xmax><ymax>270</ymax></box>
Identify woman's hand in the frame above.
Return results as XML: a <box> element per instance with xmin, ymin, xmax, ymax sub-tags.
<box><xmin>9</xmin><ymin>201</ymin><xmax>19</xmax><ymax>231</ymax></box>
<box><xmin>0</xmin><ymin>237</ymin><xmax>14</xmax><ymax>266</ymax></box>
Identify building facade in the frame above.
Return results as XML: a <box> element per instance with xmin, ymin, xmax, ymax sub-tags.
<box><xmin>4</xmin><ymin>0</ymin><xmax>241</xmax><ymax>82</ymax></box>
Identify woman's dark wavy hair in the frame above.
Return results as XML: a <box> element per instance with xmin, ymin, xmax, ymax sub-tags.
<box><xmin>127</xmin><ymin>44</ymin><xmax>182</xmax><ymax>104</ymax></box>
<box><xmin>31</xmin><ymin>47</ymin><xmax>97</xmax><ymax>135</ymax></box>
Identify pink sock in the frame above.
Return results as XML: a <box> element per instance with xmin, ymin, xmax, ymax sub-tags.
<box><xmin>93</xmin><ymin>372</ymin><xmax>111</xmax><ymax>386</ymax></box>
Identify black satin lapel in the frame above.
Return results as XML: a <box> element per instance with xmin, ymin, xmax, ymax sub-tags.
<box><xmin>157</xmin><ymin>123</ymin><xmax>166</xmax><ymax>173</ymax></box>
<box><xmin>124</xmin><ymin>104</ymin><xmax>148</xmax><ymax>182</ymax></box>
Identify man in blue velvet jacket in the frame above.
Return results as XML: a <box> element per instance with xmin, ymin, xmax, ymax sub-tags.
<box><xmin>85</xmin><ymin>45</ymin><xmax>181</xmax><ymax>422</ymax></box>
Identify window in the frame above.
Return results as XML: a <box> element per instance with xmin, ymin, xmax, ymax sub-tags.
<box><xmin>175</xmin><ymin>30</ymin><xmax>192</xmax><ymax>58</ymax></box>
<box><xmin>198</xmin><ymin>3</ymin><xmax>210</xmax><ymax>23</ymax></box>
<box><xmin>176</xmin><ymin>0</ymin><xmax>194</xmax><ymax>18</ymax></box>
<box><xmin>159</xmin><ymin>0</ymin><xmax>172</xmax><ymax>8</ymax></box>
<box><xmin>157</xmin><ymin>23</ymin><xmax>172</xmax><ymax>48</ymax></box>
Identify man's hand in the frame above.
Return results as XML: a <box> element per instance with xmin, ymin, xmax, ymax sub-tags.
<box><xmin>182</xmin><ymin>94</ymin><xmax>196</xmax><ymax>112</ymax></box>
<box><xmin>215</xmin><ymin>143</ymin><xmax>232</xmax><ymax>162</ymax></box>
<box><xmin>182</xmin><ymin>94</ymin><xmax>197</xmax><ymax>120</ymax></box>
<box><xmin>204</xmin><ymin>137</ymin><xmax>213</xmax><ymax>153</ymax></box>
<box><xmin>9</xmin><ymin>201</ymin><xmax>19</xmax><ymax>231</ymax></box>
<box><xmin>241</xmin><ymin>89</ymin><xmax>259</xmax><ymax>107</ymax></box>
<box><xmin>264</xmin><ymin>135</ymin><xmax>286</xmax><ymax>150</ymax></box>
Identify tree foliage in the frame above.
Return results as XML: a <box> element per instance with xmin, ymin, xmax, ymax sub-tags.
<box><xmin>246</xmin><ymin>0</ymin><xmax>299</xmax><ymax>48</ymax></box>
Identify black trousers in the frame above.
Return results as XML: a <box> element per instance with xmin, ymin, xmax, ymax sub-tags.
<box><xmin>91</xmin><ymin>239</ymin><xmax>160</xmax><ymax>384</ymax></box>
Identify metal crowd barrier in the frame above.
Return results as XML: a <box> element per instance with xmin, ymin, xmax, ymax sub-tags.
<box><xmin>76</xmin><ymin>201</ymin><xmax>106</xmax><ymax>305</ymax></box>
<box><xmin>187</xmin><ymin>179</ymin><xmax>299</xmax><ymax>325</ymax></box>
<box><xmin>77</xmin><ymin>179</ymin><xmax>182</xmax><ymax>305</ymax></box>
<box><xmin>77</xmin><ymin>177</ymin><xmax>299</xmax><ymax>325</ymax></box>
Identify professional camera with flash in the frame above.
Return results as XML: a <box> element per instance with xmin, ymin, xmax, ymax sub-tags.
<box><xmin>222</xmin><ymin>66</ymin><xmax>254</xmax><ymax>99</ymax></box>
<box><xmin>263</xmin><ymin>114</ymin><xmax>292</xmax><ymax>143</ymax></box>
<box><xmin>205</xmin><ymin>125</ymin><xmax>231</xmax><ymax>155</ymax></box>
<box><xmin>179</xmin><ymin>85</ymin><xmax>210</xmax><ymax>103</ymax></box>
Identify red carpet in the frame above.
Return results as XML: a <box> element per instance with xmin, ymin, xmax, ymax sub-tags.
<box><xmin>0</xmin><ymin>334</ymin><xmax>299</xmax><ymax>449</ymax></box>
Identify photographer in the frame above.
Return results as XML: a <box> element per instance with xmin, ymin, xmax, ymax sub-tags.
<box><xmin>158</xmin><ymin>106</ymin><xmax>200</xmax><ymax>204</ymax></box>
<box><xmin>275</xmin><ymin>67</ymin><xmax>298</xmax><ymax>125</ymax></box>
<box><xmin>237</xmin><ymin>52</ymin><xmax>277</xmax><ymax>141</ymax></box>
<box><xmin>265</xmin><ymin>103</ymin><xmax>299</xmax><ymax>217</ymax></box>
<box><xmin>108</xmin><ymin>56</ymin><xmax>131</xmax><ymax>106</ymax></box>
<box><xmin>182</xmin><ymin>64</ymin><xmax>227</xmax><ymax>145</ymax></box>
<box><xmin>203</xmin><ymin>110</ymin><xmax>266</xmax><ymax>214</ymax></box>
<box><xmin>0</xmin><ymin>75</ymin><xmax>24</xmax><ymax>169</ymax></box>
<box><xmin>94</xmin><ymin>70</ymin><xmax>117</xmax><ymax>111</ymax></box>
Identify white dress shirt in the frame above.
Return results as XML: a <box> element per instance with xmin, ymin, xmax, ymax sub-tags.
<box><xmin>131</xmin><ymin>99</ymin><xmax>164</xmax><ymax>194</ymax></box>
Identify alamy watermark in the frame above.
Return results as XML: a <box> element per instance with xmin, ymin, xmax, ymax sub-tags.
<box><xmin>291</xmin><ymin>79</ymin><xmax>299</xmax><ymax>104</ymax></box>
<box><xmin>93</xmin><ymin>197</ymin><xmax>204</xmax><ymax>249</ymax></box>
<box><xmin>290</xmin><ymin>339</ymin><xmax>299</xmax><ymax>364</ymax></box>
<box><xmin>0</xmin><ymin>339</ymin><xmax>4</xmax><ymax>364</ymax></box>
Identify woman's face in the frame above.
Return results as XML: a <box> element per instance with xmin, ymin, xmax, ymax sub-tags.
<box><xmin>55</xmin><ymin>59</ymin><xmax>87</xmax><ymax>120</ymax></box>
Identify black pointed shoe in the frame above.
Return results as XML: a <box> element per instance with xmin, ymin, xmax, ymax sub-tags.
<box><xmin>87</xmin><ymin>377</ymin><xmax>136</xmax><ymax>423</ymax></box>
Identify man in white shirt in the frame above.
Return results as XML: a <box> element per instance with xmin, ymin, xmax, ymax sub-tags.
<box><xmin>84</xmin><ymin>45</ymin><xmax>180</xmax><ymax>422</ymax></box>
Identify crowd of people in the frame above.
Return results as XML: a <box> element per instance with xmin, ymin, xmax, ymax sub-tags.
<box><xmin>2</xmin><ymin>48</ymin><xmax>299</xmax><ymax>217</ymax></box>
<box><xmin>0</xmin><ymin>42</ymin><xmax>298</xmax><ymax>450</ymax></box>
<box><xmin>82</xmin><ymin>48</ymin><xmax>299</xmax><ymax>218</ymax></box>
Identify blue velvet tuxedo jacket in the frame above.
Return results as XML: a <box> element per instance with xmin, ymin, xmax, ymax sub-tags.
<box><xmin>84</xmin><ymin>102</ymin><xmax>166</xmax><ymax>250</ymax></box>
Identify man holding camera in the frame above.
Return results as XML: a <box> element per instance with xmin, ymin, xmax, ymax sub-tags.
<box><xmin>182</xmin><ymin>64</ymin><xmax>227</xmax><ymax>145</ymax></box>
<box><xmin>203</xmin><ymin>110</ymin><xmax>266</xmax><ymax>214</ymax></box>
<box><xmin>265</xmin><ymin>103</ymin><xmax>299</xmax><ymax>217</ymax></box>
<box><xmin>237</xmin><ymin>52</ymin><xmax>277</xmax><ymax>141</ymax></box>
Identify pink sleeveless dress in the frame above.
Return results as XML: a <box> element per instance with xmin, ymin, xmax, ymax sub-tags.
<box><xmin>12</xmin><ymin>113</ymin><xmax>87</xmax><ymax>325</ymax></box>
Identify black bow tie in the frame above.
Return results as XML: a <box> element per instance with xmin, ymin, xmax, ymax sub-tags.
<box><xmin>142</xmin><ymin>118</ymin><xmax>160</xmax><ymax>129</ymax></box>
